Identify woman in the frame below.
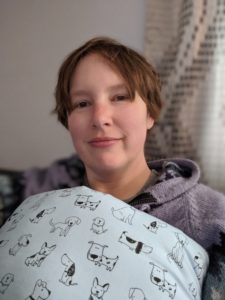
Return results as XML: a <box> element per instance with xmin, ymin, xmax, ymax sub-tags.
<box><xmin>53</xmin><ymin>37</ymin><xmax>225</xmax><ymax>298</ymax></box>
<box><xmin>0</xmin><ymin>37</ymin><xmax>224</xmax><ymax>299</ymax></box>
<box><xmin>54</xmin><ymin>36</ymin><xmax>225</xmax><ymax>249</ymax></box>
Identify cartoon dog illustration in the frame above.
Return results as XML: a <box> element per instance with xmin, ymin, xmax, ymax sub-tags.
<box><xmin>87</xmin><ymin>242</ymin><xmax>107</xmax><ymax>265</ymax></box>
<box><xmin>59</xmin><ymin>189</ymin><xmax>72</xmax><ymax>197</ymax></box>
<box><xmin>0</xmin><ymin>240</ymin><xmax>9</xmax><ymax>247</ymax></box>
<box><xmin>49</xmin><ymin>216</ymin><xmax>81</xmax><ymax>236</ymax></box>
<box><xmin>193</xmin><ymin>253</ymin><xmax>204</xmax><ymax>280</ymax></box>
<box><xmin>129</xmin><ymin>288</ymin><xmax>147</xmax><ymax>300</ymax></box>
<box><xmin>29</xmin><ymin>193</ymin><xmax>49</xmax><ymax>211</ymax></box>
<box><xmin>25</xmin><ymin>242</ymin><xmax>56</xmax><ymax>267</ymax></box>
<box><xmin>167</xmin><ymin>232</ymin><xmax>188</xmax><ymax>268</ymax></box>
<box><xmin>111</xmin><ymin>206</ymin><xmax>135</xmax><ymax>225</ymax></box>
<box><xmin>87</xmin><ymin>241</ymin><xmax>118</xmax><ymax>271</ymax></box>
<box><xmin>118</xmin><ymin>231</ymin><xmax>153</xmax><ymax>255</ymax></box>
<box><xmin>74</xmin><ymin>194</ymin><xmax>91</xmax><ymax>208</ymax></box>
<box><xmin>149</xmin><ymin>262</ymin><xmax>177</xmax><ymax>299</ymax></box>
<box><xmin>160</xmin><ymin>279</ymin><xmax>177</xmax><ymax>299</ymax></box>
<box><xmin>6</xmin><ymin>211</ymin><xmax>24</xmax><ymax>231</ymax></box>
<box><xmin>9</xmin><ymin>234</ymin><xmax>32</xmax><ymax>256</ymax></box>
<box><xmin>25</xmin><ymin>279</ymin><xmax>51</xmax><ymax>300</ymax></box>
<box><xmin>74</xmin><ymin>195</ymin><xmax>101</xmax><ymax>210</ymax></box>
<box><xmin>0</xmin><ymin>273</ymin><xmax>14</xmax><ymax>294</ymax></box>
<box><xmin>149</xmin><ymin>262</ymin><xmax>167</xmax><ymax>288</ymax></box>
<box><xmin>89</xmin><ymin>277</ymin><xmax>109</xmax><ymax>300</ymax></box>
<box><xmin>30</xmin><ymin>207</ymin><xmax>56</xmax><ymax>223</ymax></box>
<box><xmin>59</xmin><ymin>253</ymin><xmax>77</xmax><ymax>286</ymax></box>
<box><xmin>86</xmin><ymin>200</ymin><xmax>101</xmax><ymax>211</ymax></box>
<box><xmin>91</xmin><ymin>217</ymin><xmax>107</xmax><ymax>234</ymax></box>
<box><xmin>188</xmin><ymin>282</ymin><xmax>197</xmax><ymax>299</ymax></box>
<box><xmin>144</xmin><ymin>220</ymin><xmax>167</xmax><ymax>233</ymax></box>
<box><xmin>99</xmin><ymin>254</ymin><xmax>119</xmax><ymax>271</ymax></box>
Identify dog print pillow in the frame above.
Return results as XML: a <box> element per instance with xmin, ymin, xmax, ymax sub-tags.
<box><xmin>0</xmin><ymin>186</ymin><xmax>209</xmax><ymax>299</ymax></box>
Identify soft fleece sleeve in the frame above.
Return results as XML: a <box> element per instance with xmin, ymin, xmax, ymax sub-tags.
<box><xmin>189</xmin><ymin>184</ymin><xmax>225</xmax><ymax>299</ymax></box>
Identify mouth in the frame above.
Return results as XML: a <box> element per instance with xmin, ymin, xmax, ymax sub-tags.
<box><xmin>88</xmin><ymin>137</ymin><xmax>121</xmax><ymax>148</ymax></box>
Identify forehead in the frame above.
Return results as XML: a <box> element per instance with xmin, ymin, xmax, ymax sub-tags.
<box><xmin>70</xmin><ymin>53</ymin><xmax>127</xmax><ymax>90</ymax></box>
<box><xmin>74</xmin><ymin>53</ymin><xmax>121</xmax><ymax>76</ymax></box>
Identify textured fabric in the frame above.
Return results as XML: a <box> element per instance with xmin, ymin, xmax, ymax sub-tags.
<box><xmin>0</xmin><ymin>170</ymin><xmax>24</xmax><ymax>226</ymax></box>
<box><xmin>0</xmin><ymin>186</ymin><xmax>209</xmax><ymax>299</ymax></box>
<box><xmin>0</xmin><ymin>156</ymin><xmax>85</xmax><ymax>226</ymax></box>
<box><xmin>0</xmin><ymin>154</ymin><xmax>225</xmax><ymax>299</ymax></box>
<box><xmin>144</xmin><ymin>0</ymin><xmax>225</xmax><ymax>194</ymax></box>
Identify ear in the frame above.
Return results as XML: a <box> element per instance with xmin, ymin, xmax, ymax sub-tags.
<box><xmin>147</xmin><ymin>115</ymin><xmax>154</xmax><ymax>130</ymax></box>
<box><xmin>93</xmin><ymin>277</ymin><xmax>98</xmax><ymax>286</ymax></box>
<box><xmin>42</xmin><ymin>242</ymin><xmax>47</xmax><ymax>249</ymax></box>
<box><xmin>103</xmin><ymin>283</ymin><xmax>109</xmax><ymax>292</ymax></box>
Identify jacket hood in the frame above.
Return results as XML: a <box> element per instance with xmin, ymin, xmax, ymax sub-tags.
<box><xmin>145</xmin><ymin>158</ymin><xmax>201</xmax><ymax>204</ymax></box>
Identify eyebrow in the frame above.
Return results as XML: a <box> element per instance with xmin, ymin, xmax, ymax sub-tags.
<box><xmin>70</xmin><ymin>84</ymin><xmax>128</xmax><ymax>97</ymax></box>
<box><xmin>107</xmin><ymin>83</ymin><xmax>128</xmax><ymax>92</ymax></box>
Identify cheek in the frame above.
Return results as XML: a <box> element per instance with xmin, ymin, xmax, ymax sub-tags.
<box><xmin>121</xmin><ymin>110</ymin><xmax>151</xmax><ymax>132</ymax></box>
<box><xmin>67</xmin><ymin>116</ymin><xmax>84</xmax><ymax>143</ymax></box>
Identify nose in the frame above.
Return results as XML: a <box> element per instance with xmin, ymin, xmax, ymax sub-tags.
<box><xmin>91</xmin><ymin>103</ymin><xmax>112</xmax><ymax>128</ymax></box>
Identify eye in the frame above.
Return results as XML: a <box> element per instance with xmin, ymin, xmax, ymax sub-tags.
<box><xmin>72</xmin><ymin>100</ymin><xmax>91</xmax><ymax>110</ymax></box>
<box><xmin>114</xmin><ymin>94</ymin><xmax>130</xmax><ymax>101</ymax></box>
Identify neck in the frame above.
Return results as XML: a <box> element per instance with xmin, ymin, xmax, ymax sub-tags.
<box><xmin>86</xmin><ymin>160</ymin><xmax>151</xmax><ymax>201</ymax></box>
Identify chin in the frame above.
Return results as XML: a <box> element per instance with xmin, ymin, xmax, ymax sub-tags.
<box><xmin>90</xmin><ymin>158</ymin><xmax>127</xmax><ymax>174</ymax></box>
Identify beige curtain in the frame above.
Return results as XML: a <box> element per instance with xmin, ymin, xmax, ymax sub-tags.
<box><xmin>144</xmin><ymin>0</ymin><xmax>225</xmax><ymax>193</ymax></box>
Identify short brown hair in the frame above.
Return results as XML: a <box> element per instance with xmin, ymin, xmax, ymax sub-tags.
<box><xmin>54</xmin><ymin>36</ymin><xmax>163</xmax><ymax>128</ymax></box>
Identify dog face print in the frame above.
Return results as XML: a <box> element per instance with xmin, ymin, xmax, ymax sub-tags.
<box><xmin>74</xmin><ymin>195</ymin><xmax>101</xmax><ymax>210</ymax></box>
<box><xmin>91</xmin><ymin>217</ymin><xmax>107</xmax><ymax>234</ymax></box>
<box><xmin>160</xmin><ymin>279</ymin><xmax>177</xmax><ymax>299</ymax></box>
<box><xmin>0</xmin><ymin>240</ymin><xmax>9</xmax><ymax>247</ymax></box>
<box><xmin>59</xmin><ymin>253</ymin><xmax>77</xmax><ymax>286</ymax></box>
<box><xmin>149</xmin><ymin>262</ymin><xmax>177</xmax><ymax>299</ymax></box>
<box><xmin>87</xmin><ymin>242</ymin><xmax>107</xmax><ymax>264</ymax></box>
<box><xmin>74</xmin><ymin>194</ymin><xmax>90</xmax><ymax>208</ymax></box>
<box><xmin>188</xmin><ymin>282</ymin><xmax>197</xmax><ymax>299</ymax></box>
<box><xmin>99</xmin><ymin>254</ymin><xmax>119</xmax><ymax>271</ymax></box>
<box><xmin>59</xmin><ymin>189</ymin><xmax>72</xmax><ymax>197</ymax></box>
<box><xmin>111</xmin><ymin>206</ymin><xmax>135</xmax><ymax>225</ymax></box>
<box><xmin>25</xmin><ymin>279</ymin><xmax>51</xmax><ymax>300</ymax></box>
<box><xmin>128</xmin><ymin>287</ymin><xmax>147</xmax><ymax>300</ymax></box>
<box><xmin>86</xmin><ymin>200</ymin><xmax>101</xmax><ymax>211</ymax></box>
<box><xmin>25</xmin><ymin>242</ymin><xmax>56</xmax><ymax>267</ymax></box>
<box><xmin>144</xmin><ymin>220</ymin><xmax>167</xmax><ymax>234</ymax></box>
<box><xmin>89</xmin><ymin>277</ymin><xmax>109</xmax><ymax>300</ymax></box>
<box><xmin>87</xmin><ymin>242</ymin><xmax>118</xmax><ymax>271</ymax></box>
<box><xmin>29</xmin><ymin>193</ymin><xmax>50</xmax><ymax>211</ymax></box>
<box><xmin>118</xmin><ymin>231</ymin><xmax>153</xmax><ymax>255</ymax></box>
<box><xmin>5</xmin><ymin>211</ymin><xmax>24</xmax><ymax>231</ymax></box>
<box><xmin>149</xmin><ymin>262</ymin><xmax>167</xmax><ymax>287</ymax></box>
<box><xmin>167</xmin><ymin>232</ymin><xmax>188</xmax><ymax>268</ymax></box>
<box><xmin>49</xmin><ymin>216</ymin><xmax>81</xmax><ymax>237</ymax></box>
<box><xmin>193</xmin><ymin>253</ymin><xmax>204</xmax><ymax>280</ymax></box>
<box><xmin>0</xmin><ymin>273</ymin><xmax>14</xmax><ymax>294</ymax></box>
<box><xmin>9</xmin><ymin>234</ymin><xmax>32</xmax><ymax>256</ymax></box>
<box><xmin>30</xmin><ymin>207</ymin><xmax>56</xmax><ymax>224</ymax></box>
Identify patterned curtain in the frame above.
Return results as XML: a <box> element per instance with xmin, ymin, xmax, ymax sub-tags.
<box><xmin>144</xmin><ymin>0</ymin><xmax>225</xmax><ymax>193</ymax></box>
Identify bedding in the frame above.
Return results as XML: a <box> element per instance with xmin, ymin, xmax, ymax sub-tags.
<box><xmin>0</xmin><ymin>186</ymin><xmax>209</xmax><ymax>299</ymax></box>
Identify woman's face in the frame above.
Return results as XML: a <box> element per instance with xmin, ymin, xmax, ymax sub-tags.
<box><xmin>68</xmin><ymin>53</ymin><xmax>154</xmax><ymax>177</ymax></box>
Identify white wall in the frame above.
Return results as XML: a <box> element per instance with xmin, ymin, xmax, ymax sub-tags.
<box><xmin>0</xmin><ymin>0</ymin><xmax>146</xmax><ymax>170</ymax></box>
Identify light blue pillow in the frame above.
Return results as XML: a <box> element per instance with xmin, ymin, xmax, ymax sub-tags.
<box><xmin>0</xmin><ymin>186</ymin><xmax>209</xmax><ymax>299</ymax></box>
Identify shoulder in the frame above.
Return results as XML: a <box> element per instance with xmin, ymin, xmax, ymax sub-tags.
<box><xmin>189</xmin><ymin>182</ymin><xmax>225</xmax><ymax>212</ymax></box>
<box><xmin>187</xmin><ymin>183</ymin><xmax>225</xmax><ymax>248</ymax></box>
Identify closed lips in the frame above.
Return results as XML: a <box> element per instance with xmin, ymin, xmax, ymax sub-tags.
<box><xmin>88</xmin><ymin>137</ymin><xmax>122</xmax><ymax>146</ymax></box>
